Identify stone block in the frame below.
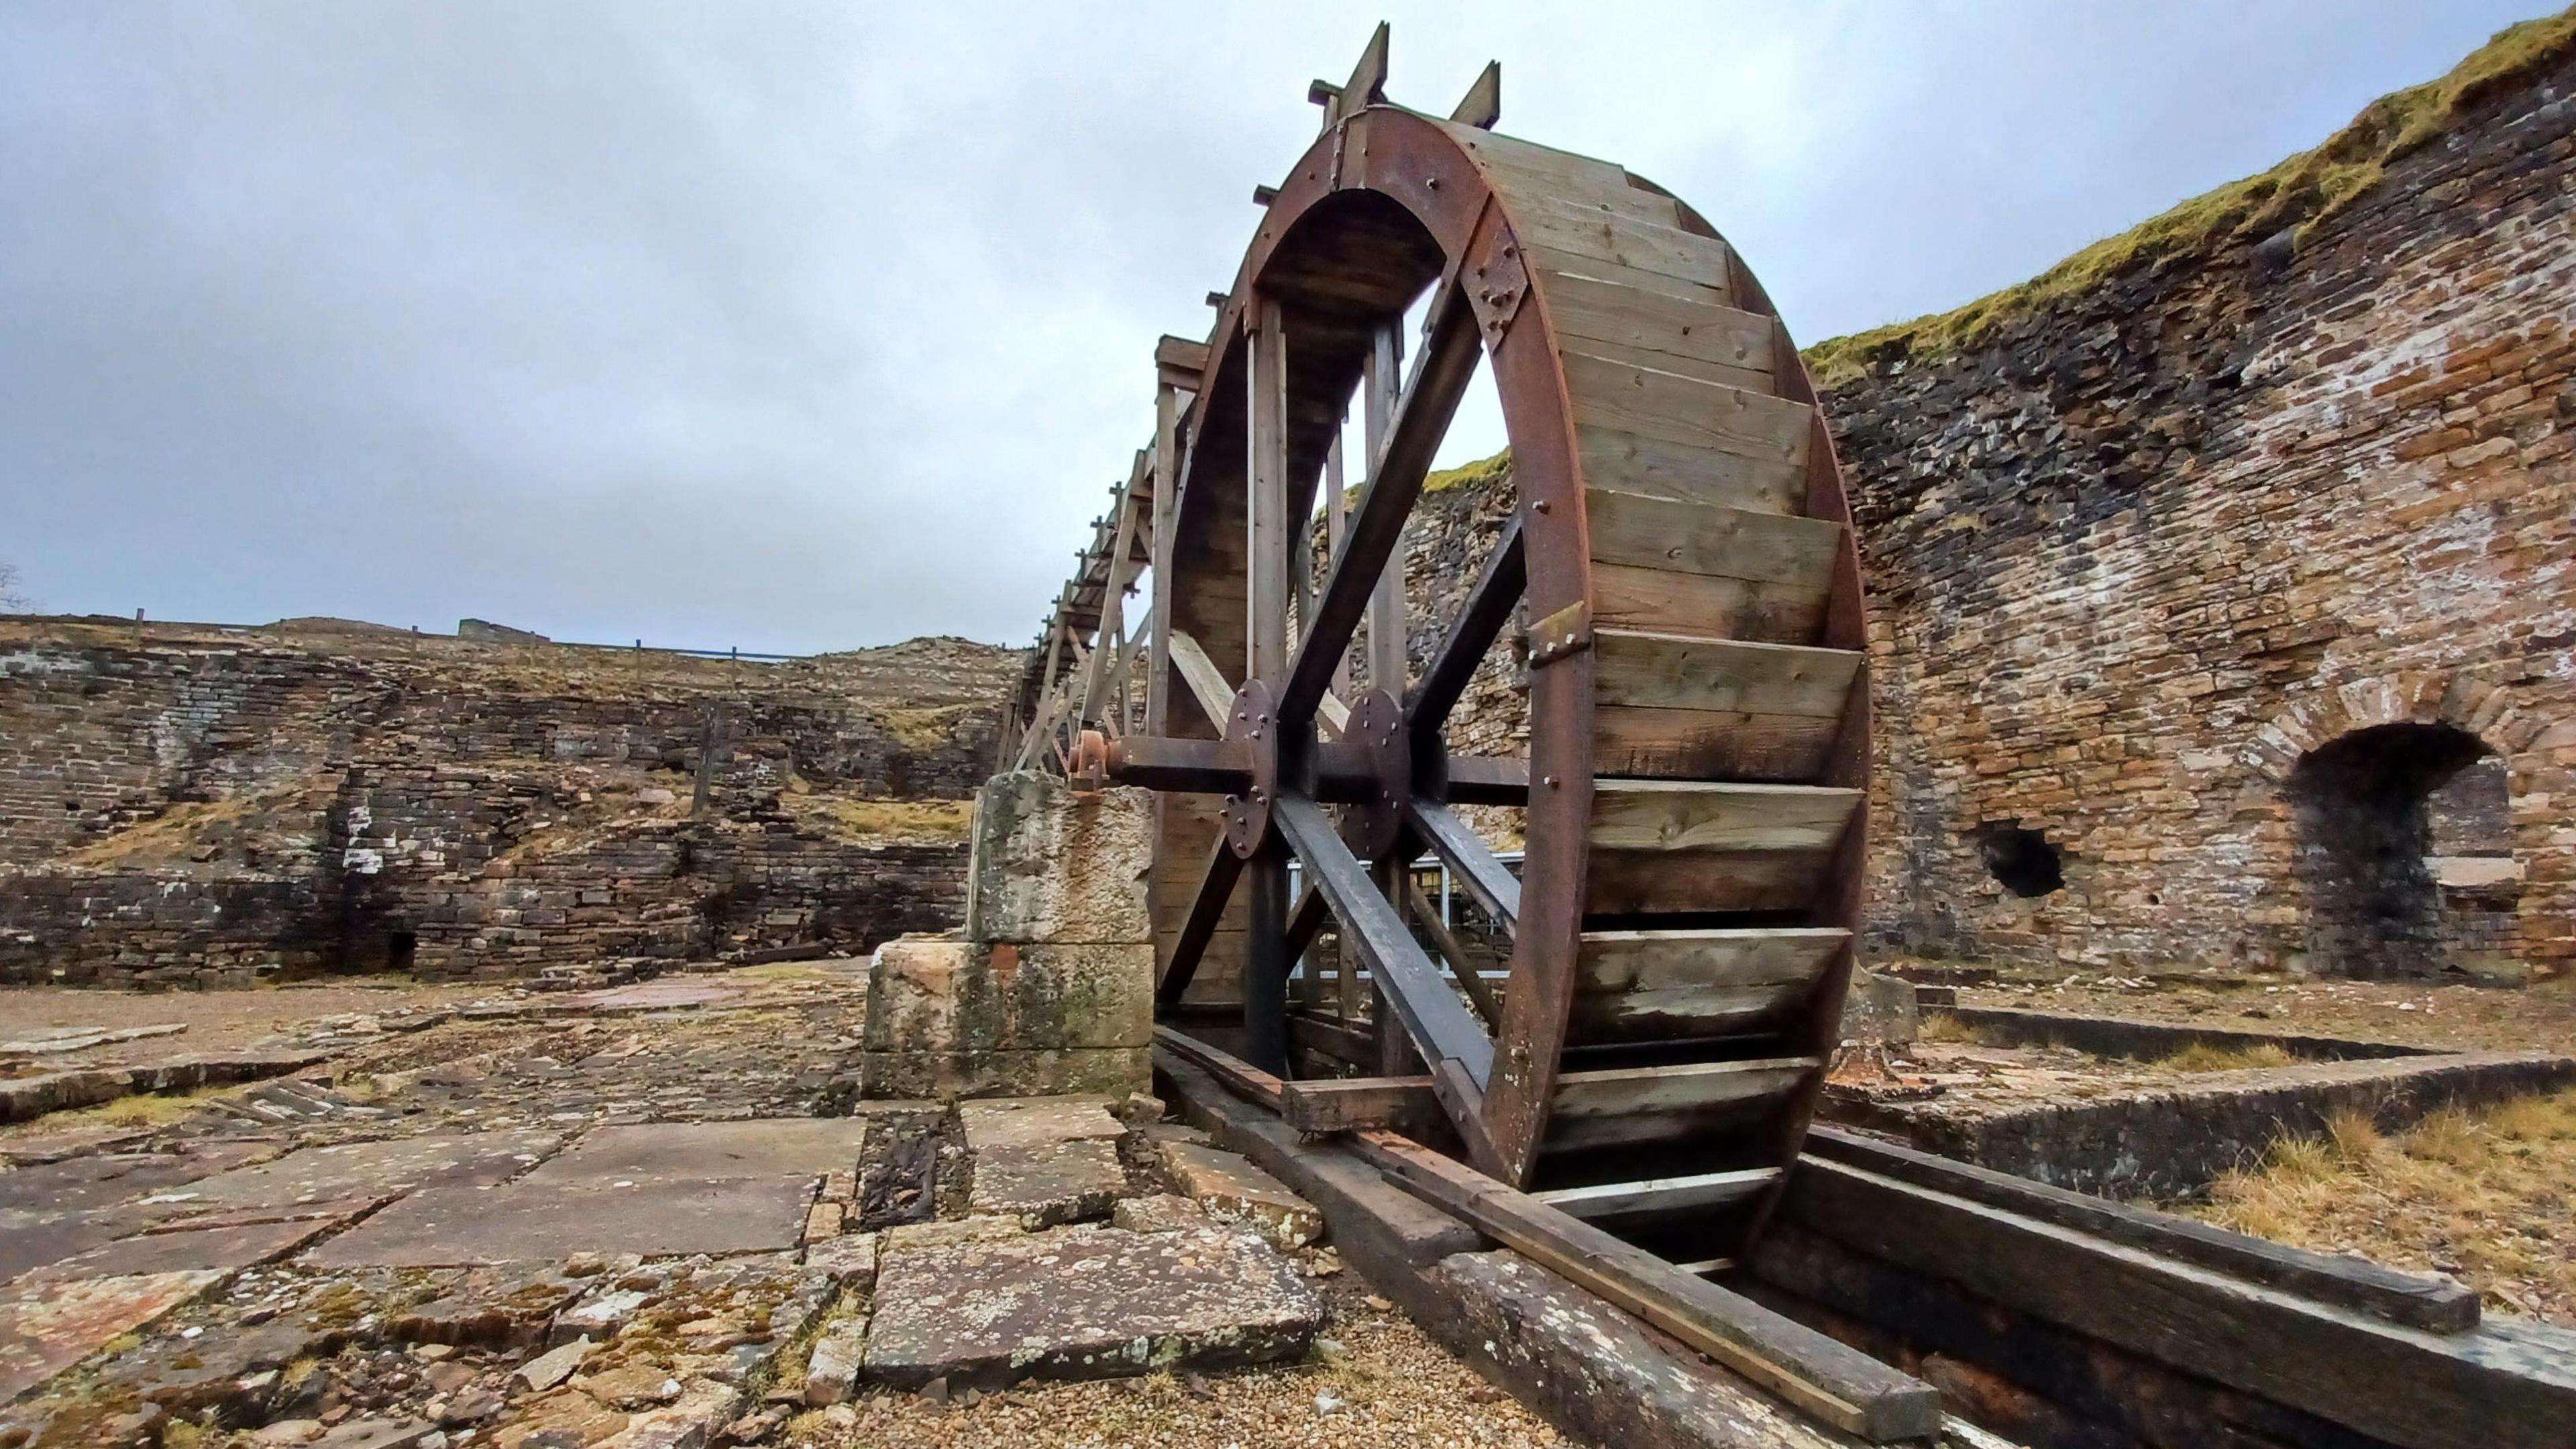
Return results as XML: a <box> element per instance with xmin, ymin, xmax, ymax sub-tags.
<box><xmin>1153</xmin><ymin>1140</ymin><xmax>1323</xmax><ymax>1252</ymax></box>
<box><xmin>857</xmin><ymin>1047</ymin><xmax>1148</xmax><ymax>1102</ymax></box>
<box><xmin>1111</xmin><ymin>1193</ymin><xmax>1210</xmax><ymax>1234</ymax></box>
<box><xmin>861</xmin><ymin>1224</ymin><xmax>1322</xmax><ymax>1388</ymax></box>
<box><xmin>863</xmin><ymin>940</ymin><xmax>1149</xmax><ymax>1055</ymax></box>
<box><xmin>963</xmin><ymin>773</ymin><xmax>1153</xmax><ymax>945</ymax></box>
<box><xmin>969</xmin><ymin>1139</ymin><xmax>1126</xmax><ymax>1228</ymax></box>
<box><xmin>957</xmin><ymin>1096</ymin><xmax>1125</xmax><ymax>1151</ymax></box>
<box><xmin>1839</xmin><ymin>968</ymin><xmax>1919</xmax><ymax>1046</ymax></box>
<box><xmin>802</xmin><ymin>1317</ymin><xmax>867</xmax><ymax>1406</ymax></box>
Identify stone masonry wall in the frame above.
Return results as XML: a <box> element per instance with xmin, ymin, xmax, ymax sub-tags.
<box><xmin>1395</xmin><ymin>39</ymin><xmax>2575</xmax><ymax>981</ymax></box>
<box><xmin>1826</xmin><ymin>42</ymin><xmax>2576</xmax><ymax>980</ymax></box>
<box><xmin>0</xmin><ymin>618</ymin><xmax>1021</xmax><ymax>985</ymax></box>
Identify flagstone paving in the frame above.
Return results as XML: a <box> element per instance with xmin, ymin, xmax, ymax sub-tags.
<box><xmin>0</xmin><ymin>969</ymin><xmax>1345</xmax><ymax>1448</ymax></box>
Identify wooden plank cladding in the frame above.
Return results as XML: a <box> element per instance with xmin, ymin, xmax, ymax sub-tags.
<box><xmin>1547</xmin><ymin>1056</ymin><xmax>1819</xmax><ymax>1152</ymax></box>
<box><xmin>1593</xmin><ymin>631</ymin><xmax>1860</xmax><ymax>718</ymax></box>
<box><xmin>1569</xmin><ymin>926</ymin><xmax>1847</xmax><ymax>1043</ymax></box>
<box><xmin>1585</xmin><ymin>846</ymin><xmax>1833</xmax><ymax>916</ymax></box>
<box><xmin>1593</xmin><ymin>703</ymin><xmax>1843</xmax><ymax>783</ymax></box>
<box><xmin>1546</xmin><ymin>273</ymin><xmax>1777</xmax><ymax>390</ymax></box>
<box><xmin>1576</xmin><ymin>425</ymin><xmax>1809</xmax><ymax>516</ymax></box>
<box><xmin>1561</xmin><ymin>354</ymin><xmax>1811</xmax><ymax>466</ymax></box>
<box><xmin>1589</xmin><ymin>782</ymin><xmax>1860</xmax><ymax>853</ymax></box>
<box><xmin>1587</xmin><ymin>492</ymin><xmax>1842</xmax><ymax>640</ymax></box>
<box><xmin>1513</xmin><ymin>197</ymin><xmax>1736</xmax><ymax>297</ymax></box>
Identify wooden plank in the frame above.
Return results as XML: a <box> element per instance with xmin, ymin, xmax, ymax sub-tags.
<box><xmin>1446</xmin><ymin>125</ymin><xmax>1640</xmax><ymax>208</ymax></box>
<box><xmin>1562</xmin><ymin>354</ymin><xmax>1811</xmax><ymax>464</ymax></box>
<box><xmin>1578</xmin><ymin>928</ymin><xmax>1848</xmax><ymax>994</ymax></box>
<box><xmin>1593</xmin><ymin>631</ymin><xmax>1860</xmax><ymax>718</ymax></box>
<box><xmin>1281</xmin><ymin>1073</ymin><xmax>1437</xmax><ymax>1133</ymax></box>
<box><xmin>1165</xmin><ymin>629</ymin><xmax>1238</xmax><ymax>730</ymax></box>
<box><xmin>1589</xmin><ymin>782</ymin><xmax>1860</xmax><ymax>853</ymax></box>
<box><xmin>1559</xmin><ymin>333</ymin><xmax>1768</xmax><ymax>394</ymax></box>
<box><xmin>1152</xmin><ymin>1022</ymin><xmax>1283</xmax><ymax>1111</ymax></box>
<box><xmin>1592</xmin><ymin>561</ymin><xmax>1825</xmax><ymax>642</ymax></box>
<box><xmin>1449</xmin><ymin>59</ymin><xmax>1501</xmax><ymax>129</ymax></box>
<box><xmin>1781</xmin><ymin>1157</ymin><xmax>2576</xmax><ymax>1449</ymax></box>
<box><xmin>1546</xmin><ymin>273</ymin><xmax>1776</xmax><ymax>384</ymax></box>
<box><xmin>1575</xmin><ymin>425</ymin><xmax>1807</xmax><ymax>517</ymax></box>
<box><xmin>1511</xmin><ymin>198</ymin><xmax>1733</xmax><ymax>294</ymax></box>
<box><xmin>1547</xmin><ymin>1057</ymin><xmax>1817</xmax><ymax>1152</ymax></box>
<box><xmin>1364</xmin><ymin>320</ymin><xmax>1408</xmax><ymax>695</ymax></box>
<box><xmin>1585</xmin><ymin>847</ymin><xmax>1833</xmax><ymax>916</ymax></box>
<box><xmin>1803</xmin><ymin>1126</ymin><xmax>2481</xmax><ymax>1334</ymax></box>
<box><xmin>1155</xmin><ymin>333</ymin><xmax>1210</xmax><ymax>377</ymax></box>
<box><xmin>1593</xmin><ymin>702</ymin><xmax>1841</xmax><ymax>782</ymax></box>
<box><xmin>1534</xmin><ymin>1167</ymin><xmax>1780</xmax><ymax>1220</ymax></box>
<box><xmin>1287</xmin><ymin>1010</ymin><xmax>1373</xmax><ymax>1070</ymax></box>
<box><xmin>1350</xmin><ymin>1128</ymin><xmax>1943</xmax><ymax>1442</ymax></box>
<box><xmin>1248</xmin><ymin>294</ymin><xmax>1291</xmax><ymax>678</ymax></box>
<box><xmin>1587</xmin><ymin>491</ymin><xmax>1843</xmax><ymax>588</ymax></box>
<box><xmin>1568</xmin><ymin>977</ymin><xmax>1817</xmax><ymax>1043</ymax></box>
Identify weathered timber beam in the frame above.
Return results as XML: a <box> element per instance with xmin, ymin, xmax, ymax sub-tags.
<box><xmin>1166</xmin><ymin>629</ymin><xmax>1238</xmax><ymax>732</ymax></box>
<box><xmin>1155</xmin><ymin>837</ymin><xmax>1246</xmax><ymax>1008</ymax></box>
<box><xmin>1407</xmin><ymin>513</ymin><xmax>1525</xmax><ymax>744</ymax></box>
<box><xmin>1778</xmin><ymin>1156</ymin><xmax>2576</xmax><ymax>1449</ymax></box>
<box><xmin>1402</xmin><ymin>877</ymin><xmax>1502</xmax><ymax>1027</ymax></box>
<box><xmin>1153</xmin><ymin>1023</ymin><xmax>1281</xmax><ymax>1110</ymax></box>
<box><xmin>1805</xmin><ymin>1125</ymin><xmax>2479</xmax><ymax>1334</ymax></box>
<box><xmin>1407</xmin><ymin>800</ymin><xmax>1521</xmax><ymax>932</ymax></box>
<box><xmin>1442</xmin><ymin>755</ymin><xmax>1529</xmax><ymax>805</ymax></box>
<box><xmin>1533</xmin><ymin>1167</ymin><xmax>1780</xmax><ymax>1222</ymax></box>
<box><xmin>1450</xmin><ymin>60</ymin><xmax>1501</xmax><ymax>129</ymax></box>
<box><xmin>1274</xmin><ymin>796</ymin><xmax>1493</xmax><ymax>1087</ymax></box>
<box><xmin>1287</xmin><ymin>1010</ymin><xmax>1373</xmax><ymax>1070</ymax></box>
<box><xmin>1277</xmin><ymin>289</ymin><xmax>1483</xmax><ymax>728</ymax></box>
<box><xmin>1281</xmin><ymin>1073</ymin><xmax>1436</xmax><ymax>1132</ymax></box>
<box><xmin>1284</xmin><ymin>883</ymin><xmax>1331</xmax><ymax>963</ymax></box>
<box><xmin>1106</xmin><ymin>735</ymin><xmax>1254</xmax><ymax>794</ymax></box>
<box><xmin>1107</xmin><ymin>734</ymin><xmax>1523</xmax><ymax>806</ymax></box>
<box><xmin>1329</xmin><ymin>21</ymin><xmax>1389</xmax><ymax>125</ymax></box>
<box><xmin>1348</xmin><ymin>1129</ymin><xmax>1943</xmax><ymax>1444</ymax></box>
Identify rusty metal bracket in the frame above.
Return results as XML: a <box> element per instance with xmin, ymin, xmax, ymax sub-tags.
<box><xmin>1526</xmin><ymin>599</ymin><xmax>1591</xmax><ymax>667</ymax></box>
<box><xmin>1464</xmin><ymin>206</ymin><xmax>1529</xmax><ymax>345</ymax></box>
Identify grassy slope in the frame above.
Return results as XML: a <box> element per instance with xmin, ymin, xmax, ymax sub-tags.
<box><xmin>1801</xmin><ymin>9</ymin><xmax>2576</xmax><ymax>387</ymax></box>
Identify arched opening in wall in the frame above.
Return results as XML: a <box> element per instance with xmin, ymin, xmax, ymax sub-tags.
<box><xmin>1970</xmin><ymin>822</ymin><xmax>2065</xmax><ymax>898</ymax></box>
<box><xmin>2289</xmin><ymin>722</ymin><xmax>2508</xmax><ymax>979</ymax></box>
<box><xmin>385</xmin><ymin>930</ymin><xmax>417</xmax><ymax>975</ymax></box>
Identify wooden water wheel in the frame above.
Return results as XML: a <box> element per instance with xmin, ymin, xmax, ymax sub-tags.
<box><xmin>1085</xmin><ymin>31</ymin><xmax>1869</xmax><ymax>1265</ymax></box>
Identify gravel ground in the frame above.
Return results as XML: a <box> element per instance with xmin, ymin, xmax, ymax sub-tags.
<box><xmin>1956</xmin><ymin>972</ymin><xmax>2576</xmax><ymax>1054</ymax></box>
<box><xmin>785</xmin><ymin>1274</ymin><xmax>1575</xmax><ymax>1449</ymax></box>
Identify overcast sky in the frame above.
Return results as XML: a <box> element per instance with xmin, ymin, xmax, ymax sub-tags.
<box><xmin>0</xmin><ymin>3</ymin><xmax>2546</xmax><ymax>653</ymax></box>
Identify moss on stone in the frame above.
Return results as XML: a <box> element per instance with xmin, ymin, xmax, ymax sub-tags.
<box><xmin>1802</xmin><ymin>9</ymin><xmax>2576</xmax><ymax>388</ymax></box>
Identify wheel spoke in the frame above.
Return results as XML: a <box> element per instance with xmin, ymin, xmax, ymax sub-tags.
<box><xmin>1277</xmin><ymin>288</ymin><xmax>1484</xmax><ymax>726</ymax></box>
<box><xmin>1274</xmin><ymin>796</ymin><xmax>1493</xmax><ymax>1085</ymax></box>
<box><xmin>1155</xmin><ymin>836</ymin><xmax>1245</xmax><ymax>1008</ymax></box>
<box><xmin>1406</xmin><ymin>800</ymin><xmax>1521</xmax><ymax>934</ymax></box>
<box><xmin>1406</xmin><ymin>512</ymin><xmax>1525</xmax><ymax>744</ymax></box>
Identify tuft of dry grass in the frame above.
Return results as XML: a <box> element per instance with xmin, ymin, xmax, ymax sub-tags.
<box><xmin>1802</xmin><ymin>9</ymin><xmax>2576</xmax><ymax>386</ymax></box>
<box><xmin>1914</xmin><ymin>1012</ymin><xmax>1984</xmax><ymax>1045</ymax></box>
<box><xmin>807</xmin><ymin>796</ymin><xmax>975</xmax><ymax>844</ymax></box>
<box><xmin>2190</xmin><ymin>1087</ymin><xmax>2576</xmax><ymax>1325</ymax></box>
<box><xmin>2154</xmin><ymin>1041</ymin><xmax>2297</xmax><ymax>1074</ymax></box>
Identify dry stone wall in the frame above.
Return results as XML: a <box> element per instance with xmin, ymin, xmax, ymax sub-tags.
<box><xmin>1401</xmin><ymin>40</ymin><xmax>2575</xmax><ymax>982</ymax></box>
<box><xmin>0</xmin><ymin>619</ymin><xmax>1020</xmax><ymax>985</ymax></box>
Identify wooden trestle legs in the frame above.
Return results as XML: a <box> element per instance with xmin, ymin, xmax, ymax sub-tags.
<box><xmin>1012</xmin><ymin>27</ymin><xmax>1873</xmax><ymax>1279</ymax></box>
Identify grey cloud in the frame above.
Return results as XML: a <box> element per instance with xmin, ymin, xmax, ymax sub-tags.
<box><xmin>0</xmin><ymin>1</ymin><xmax>2542</xmax><ymax>652</ymax></box>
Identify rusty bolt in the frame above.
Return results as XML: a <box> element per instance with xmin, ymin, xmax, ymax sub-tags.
<box><xmin>1532</xmin><ymin>500</ymin><xmax>1550</xmax><ymax>514</ymax></box>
